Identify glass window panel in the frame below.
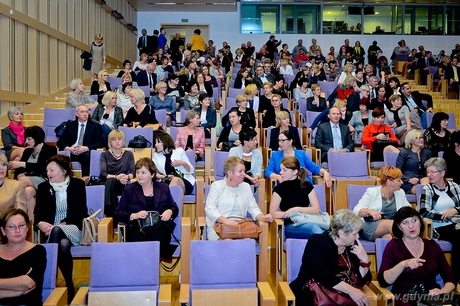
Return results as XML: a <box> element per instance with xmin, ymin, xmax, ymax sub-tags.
<box><xmin>363</xmin><ymin>5</ymin><xmax>403</xmax><ymax>35</ymax></box>
<box><xmin>241</xmin><ymin>5</ymin><xmax>279</xmax><ymax>34</ymax></box>
<box><xmin>322</xmin><ymin>5</ymin><xmax>362</xmax><ymax>34</ymax></box>
<box><xmin>446</xmin><ymin>6</ymin><xmax>460</xmax><ymax>35</ymax></box>
<box><xmin>404</xmin><ymin>6</ymin><xmax>443</xmax><ymax>35</ymax></box>
<box><xmin>281</xmin><ymin>5</ymin><xmax>320</xmax><ymax>34</ymax></box>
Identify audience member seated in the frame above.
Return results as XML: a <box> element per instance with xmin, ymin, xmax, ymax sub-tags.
<box><xmin>244</xmin><ymin>84</ymin><xmax>259</xmax><ymax>117</ymax></box>
<box><xmin>348</xmin><ymin>98</ymin><xmax>372</xmax><ymax>142</ymax></box>
<box><xmin>98</xmin><ymin>130</ymin><xmax>135</xmax><ymax>217</ymax></box>
<box><xmin>258</xmin><ymin>82</ymin><xmax>274</xmax><ymax>116</ymax></box>
<box><xmin>121</xmin><ymin>88</ymin><xmax>159</xmax><ymax>128</ymax></box>
<box><xmin>114</xmin><ymin>157</ymin><xmax>178</xmax><ymax>261</ymax></box>
<box><xmin>153</xmin><ymin>133</ymin><xmax>195</xmax><ymax>196</ymax></box>
<box><xmin>91</xmin><ymin>91</ymin><xmax>124</xmax><ymax>147</ymax></box>
<box><xmin>116</xmin><ymin>72</ymin><xmax>139</xmax><ymax>94</ymax></box>
<box><xmin>234</xmin><ymin>68</ymin><xmax>250</xmax><ymax>89</ymax></box>
<box><xmin>419</xmin><ymin>157</ymin><xmax>460</xmax><ymax>281</ymax></box>
<box><xmin>194</xmin><ymin>93</ymin><xmax>216</xmax><ymax>139</ymax></box>
<box><xmin>222</xmin><ymin>94</ymin><xmax>256</xmax><ymax>129</ymax></box>
<box><xmin>384</xmin><ymin>94</ymin><xmax>413</xmax><ymax>145</ymax></box>
<box><xmin>307</xmin><ymin>99</ymin><xmax>351</xmax><ymax>134</ymax></box>
<box><xmin>347</xmin><ymin>84</ymin><xmax>370</xmax><ymax>113</ymax></box>
<box><xmin>0</xmin><ymin>153</ymin><xmax>26</xmax><ymax>214</ymax></box>
<box><xmin>307</xmin><ymin>84</ymin><xmax>328</xmax><ymax>112</ymax></box>
<box><xmin>293</xmin><ymin>77</ymin><xmax>313</xmax><ymax>101</ymax></box>
<box><xmin>0</xmin><ymin>208</ymin><xmax>46</xmax><ymax>305</ymax></box>
<box><xmin>269</xmin><ymin>110</ymin><xmax>301</xmax><ymax>151</ymax></box>
<box><xmin>399</xmin><ymin>82</ymin><xmax>433</xmax><ymax>129</ymax></box>
<box><xmin>294</xmin><ymin>48</ymin><xmax>309</xmax><ymax>66</ymax></box>
<box><xmin>205</xmin><ymin>156</ymin><xmax>272</xmax><ymax>240</ymax></box>
<box><xmin>10</xmin><ymin>126</ymin><xmax>57</xmax><ymax>220</ymax></box>
<box><xmin>2</xmin><ymin>107</ymin><xmax>26</xmax><ymax>161</ymax></box>
<box><xmin>423</xmin><ymin>112</ymin><xmax>451</xmax><ymax>158</ymax></box>
<box><xmin>117</xmin><ymin>59</ymin><xmax>137</xmax><ymax>82</ymax></box>
<box><xmin>270</xmin><ymin>156</ymin><xmax>324</xmax><ymax>238</ymax></box>
<box><xmin>396</xmin><ymin>130</ymin><xmax>431</xmax><ymax>194</ymax></box>
<box><xmin>272</xmin><ymin>75</ymin><xmax>288</xmax><ymax>99</ymax></box>
<box><xmin>90</xmin><ymin>70</ymin><xmax>111</xmax><ymax>104</ymax></box>
<box><xmin>315</xmin><ymin>107</ymin><xmax>355</xmax><ymax>162</ymax></box>
<box><xmin>137</xmin><ymin>63</ymin><xmax>157</xmax><ymax>98</ymax></box>
<box><xmin>116</xmin><ymin>82</ymin><xmax>134</xmax><ymax>117</ymax></box>
<box><xmin>289</xmin><ymin>209</ymin><xmax>372</xmax><ymax>305</ymax></box>
<box><xmin>353</xmin><ymin>166</ymin><xmax>410</xmax><ymax>241</ymax></box>
<box><xmin>132</xmin><ymin>53</ymin><xmax>149</xmax><ymax>71</ymax></box>
<box><xmin>228</xmin><ymin>128</ymin><xmax>263</xmax><ymax>187</ymax></box>
<box><xmin>265</xmin><ymin>130</ymin><xmax>332</xmax><ymax>186</ymax></box>
<box><xmin>199</xmin><ymin>65</ymin><xmax>218</xmax><ymax>88</ymax></box>
<box><xmin>338</xmin><ymin>63</ymin><xmax>355</xmax><ymax>84</ymax></box>
<box><xmin>362</xmin><ymin>107</ymin><xmax>399</xmax><ymax>162</ymax></box>
<box><xmin>308</xmin><ymin>64</ymin><xmax>327</xmax><ymax>84</ymax></box>
<box><xmin>66</xmin><ymin>78</ymin><xmax>98</xmax><ymax>109</ymax></box>
<box><xmin>34</xmin><ymin>155</ymin><xmax>88</xmax><ymax>299</ymax></box>
<box><xmin>175</xmin><ymin>110</ymin><xmax>205</xmax><ymax>161</ymax></box>
<box><xmin>217</xmin><ymin>108</ymin><xmax>244</xmax><ymax>151</ymax></box>
<box><xmin>183</xmin><ymin>80</ymin><xmax>201</xmax><ymax>111</ymax></box>
<box><xmin>150</xmin><ymin>81</ymin><xmax>176</xmax><ymax>126</ymax></box>
<box><xmin>444</xmin><ymin>131</ymin><xmax>460</xmax><ymax>184</ymax></box>
<box><xmin>253</xmin><ymin>65</ymin><xmax>275</xmax><ymax>89</ymax></box>
<box><xmin>195</xmin><ymin>72</ymin><xmax>213</xmax><ymax>97</ymax></box>
<box><xmin>262</xmin><ymin>94</ymin><xmax>290</xmax><ymax>128</ymax></box>
<box><xmin>57</xmin><ymin>104</ymin><xmax>104</xmax><ymax>177</ymax></box>
<box><xmin>371</xmin><ymin>84</ymin><xmax>390</xmax><ymax>110</ymax></box>
<box><xmin>279</xmin><ymin>58</ymin><xmax>294</xmax><ymax>76</ymax></box>
<box><xmin>378</xmin><ymin>207</ymin><xmax>456</xmax><ymax>306</ymax></box>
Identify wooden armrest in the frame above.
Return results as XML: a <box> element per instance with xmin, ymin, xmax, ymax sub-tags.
<box><xmin>368</xmin><ymin>281</ymin><xmax>395</xmax><ymax>306</ymax></box>
<box><xmin>98</xmin><ymin>217</ymin><xmax>113</xmax><ymax>242</ymax></box>
<box><xmin>257</xmin><ymin>282</ymin><xmax>276</xmax><ymax>306</ymax></box>
<box><xmin>277</xmin><ymin>282</ymin><xmax>295</xmax><ymax>306</ymax></box>
<box><xmin>195</xmin><ymin>177</ymin><xmax>205</xmax><ymax>221</ymax></box>
<box><xmin>422</xmin><ymin>219</ymin><xmax>433</xmax><ymax>239</ymax></box>
<box><xmin>158</xmin><ymin>284</ymin><xmax>172</xmax><ymax>306</ymax></box>
<box><xmin>269</xmin><ymin>218</ymin><xmax>284</xmax><ymax>284</ymax></box>
<box><xmin>70</xmin><ymin>286</ymin><xmax>88</xmax><ymax>305</ymax></box>
<box><xmin>256</xmin><ymin>178</ymin><xmax>266</xmax><ymax>214</ymax></box>
<box><xmin>118</xmin><ymin>224</ymin><xmax>127</xmax><ymax>242</ymax></box>
<box><xmin>208</xmin><ymin>176</ymin><xmax>216</xmax><ymax>185</ymax></box>
<box><xmin>179</xmin><ymin>284</ymin><xmax>190</xmax><ymax>306</ymax></box>
<box><xmin>44</xmin><ymin>287</ymin><xmax>68</xmax><ymax>306</ymax></box>
<box><xmin>197</xmin><ymin>217</ymin><xmax>206</xmax><ymax>240</ymax></box>
<box><xmin>362</xmin><ymin>284</ymin><xmax>378</xmax><ymax>306</ymax></box>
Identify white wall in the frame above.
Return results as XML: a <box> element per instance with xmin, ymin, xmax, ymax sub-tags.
<box><xmin>137</xmin><ymin>5</ymin><xmax>460</xmax><ymax>62</ymax></box>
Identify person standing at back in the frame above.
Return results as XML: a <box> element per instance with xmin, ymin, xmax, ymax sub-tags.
<box><xmin>188</xmin><ymin>29</ymin><xmax>206</xmax><ymax>54</ymax></box>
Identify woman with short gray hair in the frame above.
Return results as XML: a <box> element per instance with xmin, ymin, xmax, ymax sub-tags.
<box><xmin>66</xmin><ymin>78</ymin><xmax>98</xmax><ymax>109</ymax></box>
<box><xmin>419</xmin><ymin>157</ymin><xmax>460</xmax><ymax>281</ymax></box>
<box><xmin>1</xmin><ymin>106</ymin><xmax>26</xmax><ymax>161</ymax></box>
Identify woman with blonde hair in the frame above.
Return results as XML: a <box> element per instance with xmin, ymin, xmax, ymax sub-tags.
<box><xmin>91</xmin><ymin>91</ymin><xmax>124</xmax><ymax>146</ymax></box>
<box><xmin>244</xmin><ymin>84</ymin><xmax>259</xmax><ymax>116</ymax></box>
<box><xmin>133</xmin><ymin>53</ymin><xmax>149</xmax><ymax>71</ymax></box>
<box><xmin>90</xmin><ymin>33</ymin><xmax>106</xmax><ymax>82</ymax></box>
<box><xmin>223</xmin><ymin>94</ymin><xmax>256</xmax><ymax>128</ymax></box>
<box><xmin>66</xmin><ymin>78</ymin><xmax>98</xmax><ymax>109</ymax></box>
<box><xmin>150</xmin><ymin>81</ymin><xmax>176</xmax><ymax>126</ymax></box>
<box><xmin>338</xmin><ymin>63</ymin><xmax>356</xmax><ymax>84</ymax></box>
<box><xmin>90</xmin><ymin>69</ymin><xmax>112</xmax><ymax>103</ymax></box>
<box><xmin>117</xmin><ymin>72</ymin><xmax>139</xmax><ymax>94</ymax></box>
<box><xmin>269</xmin><ymin>111</ymin><xmax>302</xmax><ymax>150</ymax></box>
<box><xmin>353</xmin><ymin>166</ymin><xmax>411</xmax><ymax>241</ymax></box>
<box><xmin>175</xmin><ymin>110</ymin><xmax>205</xmax><ymax>161</ymax></box>
<box><xmin>121</xmin><ymin>88</ymin><xmax>159</xmax><ymax>127</ymax></box>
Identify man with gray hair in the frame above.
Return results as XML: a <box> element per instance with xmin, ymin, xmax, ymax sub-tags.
<box><xmin>347</xmin><ymin>84</ymin><xmax>370</xmax><ymax>112</ymax></box>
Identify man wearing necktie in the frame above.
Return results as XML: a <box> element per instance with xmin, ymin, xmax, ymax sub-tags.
<box><xmin>137</xmin><ymin>29</ymin><xmax>149</xmax><ymax>56</ymax></box>
<box><xmin>416</xmin><ymin>51</ymin><xmax>434</xmax><ymax>85</ymax></box>
<box><xmin>137</xmin><ymin>63</ymin><xmax>157</xmax><ymax>97</ymax></box>
<box><xmin>314</xmin><ymin>107</ymin><xmax>355</xmax><ymax>162</ymax></box>
<box><xmin>445</xmin><ymin>57</ymin><xmax>460</xmax><ymax>94</ymax></box>
<box><xmin>253</xmin><ymin>65</ymin><xmax>275</xmax><ymax>89</ymax></box>
<box><xmin>57</xmin><ymin>105</ymin><xmax>104</xmax><ymax>176</ymax></box>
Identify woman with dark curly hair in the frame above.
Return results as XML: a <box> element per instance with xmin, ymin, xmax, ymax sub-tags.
<box><xmin>423</xmin><ymin>112</ymin><xmax>451</xmax><ymax>157</ymax></box>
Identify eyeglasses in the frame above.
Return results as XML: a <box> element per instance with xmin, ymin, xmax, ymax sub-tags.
<box><xmin>278</xmin><ymin>139</ymin><xmax>290</xmax><ymax>143</ymax></box>
<box><xmin>159</xmin><ymin>87</ymin><xmax>167</xmax><ymax>89</ymax></box>
<box><xmin>5</xmin><ymin>223</ymin><xmax>27</xmax><ymax>231</ymax></box>
<box><xmin>427</xmin><ymin>170</ymin><xmax>442</xmax><ymax>175</ymax></box>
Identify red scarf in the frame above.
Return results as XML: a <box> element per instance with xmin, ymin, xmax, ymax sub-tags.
<box><xmin>8</xmin><ymin>122</ymin><xmax>25</xmax><ymax>145</ymax></box>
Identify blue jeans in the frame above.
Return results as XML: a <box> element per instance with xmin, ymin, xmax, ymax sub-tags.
<box><xmin>421</xmin><ymin>112</ymin><xmax>428</xmax><ymax>129</ymax></box>
<box><xmin>101</xmin><ymin>124</ymin><xmax>112</xmax><ymax>148</ymax></box>
<box><xmin>284</xmin><ymin>223</ymin><xmax>324</xmax><ymax>239</ymax></box>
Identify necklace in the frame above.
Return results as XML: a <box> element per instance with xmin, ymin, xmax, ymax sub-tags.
<box><xmin>242</xmin><ymin>151</ymin><xmax>252</xmax><ymax>157</ymax></box>
<box><xmin>143</xmin><ymin>182</ymin><xmax>154</xmax><ymax>197</ymax></box>
<box><xmin>381</xmin><ymin>188</ymin><xmax>394</xmax><ymax>204</ymax></box>
<box><xmin>31</xmin><ymin>143</ymin><xmax>43</xmax><ymax>159</ymax></box>
<box><xmin>110</xmin><ymin>150</ymin><xmax>123</xmax><ymax>159</ymax></box>
<box><xmin>340</xmin><ymin>249</ymin><xmax>352</xmax><ymax>272</ymax></box>
<box><xmin>403</xmin><ymin>237</ymin><xmax>422</xmax><ymax>258</ymax></box>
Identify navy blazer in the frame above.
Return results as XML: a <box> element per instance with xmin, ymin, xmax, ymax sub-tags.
<box><xmin>57</xmin><ymin>119</ymin><xmax>104</xmax><ymax>151</ymax></box>
<box><xmin>315</xmin><ymin>122</ymin><xmax>355</xmax><ymax>161</ymax></box>
<box><xmin>195</xmin><ymin>106</ymin><xmax>216</xmax><ymax>129</ymax></box>
<box><xmin>114</xmin><ymin>181</ymin><xmax>179</xmax><ymax>225</ymax></box>
<box><xmin>34</xmin><ymin>178</ymin><xmax>88</xmax><ymax>230</ymax></box>
<box><xmin>137</xmin><ymin>70</ymin><xmax>157</xmax><ymax>88</ymax></box>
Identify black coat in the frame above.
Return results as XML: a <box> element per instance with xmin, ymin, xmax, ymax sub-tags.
<box><xmin>57</xmin><ymin>119</ymin><xmax>104</xmax><ymax>151</ymax></box>
<box><xmin>14</xmin><ymin>144</ymin><xmax>57</xmax><ymax>179</ymax></box>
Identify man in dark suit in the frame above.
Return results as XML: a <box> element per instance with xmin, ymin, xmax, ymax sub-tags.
<box><xmin>253</xmin><ymin>65</ymin><xmax>275</xmax><ymax>89</ymax></box>
<box><xmin>416</xmin><ymin>51</ymin><xmax>436</xmax><ymax>85</ymax></box>
<box><xmin>137</xmin><ymin>63</ymin><xmax>157</xmax><ymax>97</ymax></box>
<box><xmin>444</xmin><ymin>57</ymin><xmax>460</xmax><ymax>93</ymax></box>
<box><xmin>400</xmin><ymin>82</ymin><xmax>433</xmax><ymax>129</ymax></box>
<box><xmin>137</xmin><ymin>29</ymin><xmax>149</xmax><ymax>56</ymax></box>
<box><xmin>315</xmin><ymin>107</ymin><xmax>355</xmax><ymax>162</ymax></box>
<box><xmin>265</xmin><ymin>35</ymin><xmax>281</xmax><ymax>60</ymax></box>
<box><xmin>346</xmin><ymin>84</ymin><xmax>370</xmax><ymax>113</ymax></box>
<box><xmin>57</xmin><ymin>105</ymin><xmax>104</xmax><ymax>176</ymax></box>
<box><xmin>148</xmin><ymin>30</ymin><xmax>159</xmax><ymax>56</ymax></box>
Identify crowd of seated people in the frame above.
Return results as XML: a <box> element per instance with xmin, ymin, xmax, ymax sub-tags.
<box><xmin>2</xmin><ymin>32</ymin><xmax>460</xmax><ymax>305</ymax></box>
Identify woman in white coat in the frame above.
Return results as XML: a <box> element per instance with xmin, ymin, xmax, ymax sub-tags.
<box><xmin>353</xmin><ymin>166</ymin><xmax>410</xmax><ymax>241</ymax></box>
<box><xmin>153</xmin><ymin>133</ymin><xmax>195</xmax><ymax>195</ymax></box>
<box><xmin>205</xmin><ymin>156</ymin><xmax>272</xmax><ymax>240</ymax></box>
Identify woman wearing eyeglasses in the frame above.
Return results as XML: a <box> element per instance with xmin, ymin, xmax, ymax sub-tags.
<box><xmin>91</xmin><ymin>91</ymin><xmax>124</xmax><ymax>147</ymax></box>
<box><xmin>419</xmin><ymin>157</ymin><xmax>460</xmax><ymax>281</ymax></box>
<box><xmin>0</xmin><ymin>208</ymin><xmax>46</xmax><ymax>305</ymax></box>
<box><xmin>90</xmin><ymin>69</ymin><xmax>112</xmax><ymax>104</ymax></box>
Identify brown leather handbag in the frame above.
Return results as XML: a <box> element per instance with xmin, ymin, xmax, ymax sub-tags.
<box><xmin>213</xmin><ymin>218</ymin><xmax>262</xmax><ymax>239</ymax></box>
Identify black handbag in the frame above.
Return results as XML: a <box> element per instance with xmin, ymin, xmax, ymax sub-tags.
<box><xmin>128</xmin><ymin>135</ymin><xmax>152</xmax><ymax>148</ymax></box>
<box><xmin>138</xmin><ymin>211</ymin><xmax>162</xmax><ymax>230</ymax></box>
<box><xmin>220</xmin><ymin>141</ymin><xmax>236</xmax><ymax>152</ymax></box>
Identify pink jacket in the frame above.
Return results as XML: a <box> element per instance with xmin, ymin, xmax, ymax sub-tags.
<box><xmin>175</xmin><ymin>127</ymin><xmax>205</xmax><ymax>157</ymax></box>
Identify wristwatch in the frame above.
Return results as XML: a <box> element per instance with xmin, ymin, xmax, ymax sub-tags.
<box><xmin>359</xmin><ymin>261</ymin><xmax>372</xmax><ymax>268</ymax></box>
